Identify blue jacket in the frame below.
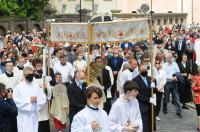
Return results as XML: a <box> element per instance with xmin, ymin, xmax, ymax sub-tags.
<box><xmin>0</xmin><ymin>98</ymin><xmax>18</xmax><ymax>132</ymax></box>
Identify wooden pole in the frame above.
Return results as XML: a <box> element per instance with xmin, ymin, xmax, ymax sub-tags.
<box><xmin>48</xmin><ymin>23</ymin><xmax>51</xmax><ymax>76</ymax></box>
<box><xmin>87</xmin><ymin>23</ymin><xmax>93</xmax><ymax>84</ymax></box>
<box><xmin>150</xmin><ymin>0</ymin><xmax>154</xmax><ymax>131</ymax></box>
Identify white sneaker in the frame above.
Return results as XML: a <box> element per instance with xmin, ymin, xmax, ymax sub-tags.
<box><xmin>156</xmin><ymin>116</ymin><xmax>161</xmax><ymax>121</ymax></box>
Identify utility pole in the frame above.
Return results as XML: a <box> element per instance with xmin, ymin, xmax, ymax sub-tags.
<box><xmin>80</xmin><ymin>0</ymin><xmax>82</xmax><ymax>22</ymax></box>
<box><xmin>192</xmin><ymin>0</ymin><xmax>194</xmax><ymax>24</ymax></box>
<box><xmin>181</xmin><ymin>0</ymin><xmax>183</xmax><ymax>13</ymax></box>
<box><xmin>92</xmin><ymin>0</ymin><xmax>95</xmax><ymax>16</ymax></box>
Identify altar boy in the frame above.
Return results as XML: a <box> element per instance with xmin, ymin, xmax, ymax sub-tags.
<box><xmin>71</xmin><ymin>86</ymin><xmax>109</xmax><ymax>132</ymax></box>
<box><xmin>109</xmin><ymin>80</ymin><xmax>143</xmax><ymax>132</ymax></box>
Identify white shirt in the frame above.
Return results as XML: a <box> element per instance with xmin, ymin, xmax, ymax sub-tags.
<box><xmin>13</xmin><ymin>81</ymin><xmax>46</xmax><ymax>132</ymax></box>
<box><xmin>53</xmin><ymin>62</ymin><xmax>74</xmax><ymax>83</ymax></box>
<box><xmin>156</xmin><ymin>68</ymin><xmax>167</xmax><ymax>92</ymax></box>
<box><xmin>147</xmin><ymin>65</ymin><xmax>159</xmax><ymax>82</ymax></box>
<box><xmin>109</xmin><ymin>95</ymin><xmax>143</xmax><ymax>132</ymax></box>
<box><xmin>73</xmin><ymin>60</ymin><xmax>87</xmax><ymax>71</ymax></box>
<box><xmin>71</xmin><ymin>106</ymin><xmax>110</xmax><ymax>132</ymax></box>
<box><xmin>178</xmin><ymin>41</ymin><xmax>182</xmax><ymax>51</ymax></box>
<box><xmin>163</xmin><ymin>62</ymin><xmax>180</xmax><ymax>80</ymax></box>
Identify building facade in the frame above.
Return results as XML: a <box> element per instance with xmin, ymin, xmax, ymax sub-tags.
<box><xmin>1</xmin><ymin>0</ymin><xmax>198</xmax><ymax>35</ymax></box>
<box><xmin>49</xmin><ymin>0</ymin><xmax>199</xmax><ymax>24</ymax></box>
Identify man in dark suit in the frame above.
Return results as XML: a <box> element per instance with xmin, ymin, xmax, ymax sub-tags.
<box><xmin>133</xmin><ymin>64</ymin><xmax>156</xmax><ymax>132</ymax></box>
<box><xmin>120</xmin><ymin>41</ymin><xmax>133</xmax><ymax>51</ymax></box>
<box><xmin>95</xmin><ymin>57</ymin><xmax>112</xmax><ymax>114</ymax></box>
<box><xmin>67</xmin><ymin>70</ymin><xmax>87</xmax><ymax>123</ymax></box>
<box><xmin>177</xmin><ymin>54</ymin><xmax>192</xmax><ymax>109</ymax></box>
<box><xmin>108</xmin><ymin>48</ymin><xmax>123</xmax><ymax>98</ymax></box>
<box><xmin>175</xmin><ymin>36</ymin><xmax>186</xmax><ymax>62</ymax></box>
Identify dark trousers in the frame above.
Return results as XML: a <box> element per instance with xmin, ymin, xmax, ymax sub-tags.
<box><xmin>141</xmin><ymin>106</ymin><xmax>156</xmax><ymax>132</ymax></box>
<box><xmin>111</xmin><ymin>75</ymin><xmax>118</xmax><ymax>99</ymax></box>
<box><xmin>155</xmin><ymin>92</ymin><xmax>163</xmax><ymax>117</ymax></box>
<box><xmin>38</xmin><ymin>120</ymin><xmax>50</xmax><ymax>132</ymax></box>
<box><xmin>163</xmin><ymin>82</ymin><xmax>182</xmax><ymax>114</ymax></box>
<box><xmin>103</xmin><ymin>98</ymin><xmax>111</xmax><ymax>114</ymax></box>
<box><xmin>5</xmin><ymin>116</ymin><xmax>17</xmax><ymax>132</ymax></box>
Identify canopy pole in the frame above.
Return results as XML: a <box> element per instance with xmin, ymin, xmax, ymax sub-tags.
<box><xmin>150</xmin><ymin>0</ymin><xmax>155</xmax><ymax>131</ymax></box>
<box><xmin>87</xmin><ymin>23</ymin><xmax>93</xmax><ymax>84</ymax></box>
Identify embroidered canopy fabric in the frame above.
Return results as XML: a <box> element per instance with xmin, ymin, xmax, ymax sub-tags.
<box><xmin>50</xmin><ymin>19</ymin><xmax>149</xmax><ymax>43</ymax></box>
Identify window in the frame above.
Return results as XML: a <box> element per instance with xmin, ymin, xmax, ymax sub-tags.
<box><xmin>169</xmin><ymin>18</ymin><xmax>173</xmax><ymax>24</ymax></box>
<box><xmin>163</xmin><ymin>19</ymin><xmax>167</xmax><ymax>25</ymax></box>
<box><xmin>175</xmin><ymin>18</ymin><xmax>178</xmax><ymax>24</ymax></box>
<box><xmin>180</xmin><ymin>18</ymin><xmax>184</xmax><ymax>24</ymax></box>
<box><xmin>157</xmin><ymin>19</ymin><xmax>161</xmax><ymax>25</ymax></box>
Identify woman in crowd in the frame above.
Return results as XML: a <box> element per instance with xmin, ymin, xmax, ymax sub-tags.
<box><xmin>192</xmin><ymin>66</ymin><xmax>200</xmax><ymax>131</ymax></box>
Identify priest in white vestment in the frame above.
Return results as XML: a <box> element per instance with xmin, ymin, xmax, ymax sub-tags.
<box><xmin>0</xmin><ymin>61</ymin><xmax>20</xmax><ymax>89</ymax></box>
<box><xmin>109</xmin><ymin>81</ymin><xmax>143</xmax><ymax>132</ymax></box>
<box><xmin>13</xmin><ymin>66</ymin><xmax>46</xmax><ymax>132</ymax></box>
<box><xmin>71</xmin><ymin>86</ymin><xmax>110</xmax><ymax>132</ymax></box>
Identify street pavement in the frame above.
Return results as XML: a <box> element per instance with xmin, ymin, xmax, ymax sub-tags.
<box><xmin>156</xmin><ymin>102</ymin><xmax>197</xmax><ymax>132</ymax></box>
<box><xmin>50</xmin><ymin>102</ymin><xmax>197</xmax><ymax>132</ymax></box>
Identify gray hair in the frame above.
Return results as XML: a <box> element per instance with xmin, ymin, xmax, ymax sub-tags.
<box><xmin>23</xmin><ymin>66</ymin><xmax>33</xmax><ymax>76</ymax></box>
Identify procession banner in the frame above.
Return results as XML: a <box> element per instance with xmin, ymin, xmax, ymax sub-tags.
<box><xmin>51</xmin><ymin>23</ymin><xmax>88</xmax><ymax>42</ymax></box>
<box><xmin>93</xmin><ymin>19</ymin><xmax>149</xmax><ymax>42</ymax></box>
<box><xmin>50</xmin><ymin>19</ymin><xmax>149</xmax><ymax>43</ymax></box>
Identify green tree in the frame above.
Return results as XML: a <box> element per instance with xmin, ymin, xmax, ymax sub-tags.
<box><xmin>0</xmin><ymin>0</ymin><xmax>49</xmax><ymax>21</ymax></box>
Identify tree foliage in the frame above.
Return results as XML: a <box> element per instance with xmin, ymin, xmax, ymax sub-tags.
<box><xmin>0</xmin><ymin>0</ymin><xmax>49</xmax><ymax>21</ymax></box>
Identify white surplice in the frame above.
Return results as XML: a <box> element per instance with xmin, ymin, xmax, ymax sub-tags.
<box><xmin>33</xmin><ymin>77</ymin><xmax>52</xmax><ymax>122</ymax></box>
<box><xmin>13</xmin><ymin>66</ymin><xmax>24</xmax><ymax>81</ymax></box>
<box><xmin>13</xmin><ymin>81</ymin><xmax>46</xmax><ymax>132</ymax></box>
<box><xmin>71</xmin><ymin>106</ymin><xmax>110</xmax><ymax>132</ymax></box>
<box><xmin>0</xmin><ymin>73</ymin><xmax>20</xmax><ymax>89</ymax></box>
<box><xmin>109</xmin><ymin>95</ymin><xmax>143</xmax><ymax>132</ymax></box>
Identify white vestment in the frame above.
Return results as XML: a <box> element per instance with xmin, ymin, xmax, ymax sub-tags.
<box><xmin>33</xmin><ymin>77</ymin><xmax>52</xmax><ymax>122</ymax></box>
<box><xmin>109</xmin><ymin>95</ymin><xmax>143</xmax><ymax>132</ymax></box>
<box><xmin>13</xmin><ymin>81</ymin><xmax>46</xmax><ymax>132</ymax></box>
<box><xmin>71</xmin><ymin>106</ymin><xmax>110</xmax><ymax>132</ymax></box>
<box><xmin>0</xmin><ymin>73</ymin><xmax>20</xmax><ymax>89</ymax></box>
<box><xmin>117</xmin><ymin>68</ymin><xmax>139</xmax><ymax>95</ymax></box>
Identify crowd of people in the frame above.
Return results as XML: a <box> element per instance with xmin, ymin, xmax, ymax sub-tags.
<box><xmin>0</xmin><ymin>24</ymin><xmax>200</xmax><ymax>132</ymax></box>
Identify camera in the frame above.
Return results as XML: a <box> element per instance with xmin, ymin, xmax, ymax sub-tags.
<box><xmin>7</xmin><ymin>88</ymin><xmax>13</xmax><ymax>93</ymax></box>
<box><xmin>147</xmin><ymin>65</ymin><xmax>150</xmax><ymax>70</ymax></box>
